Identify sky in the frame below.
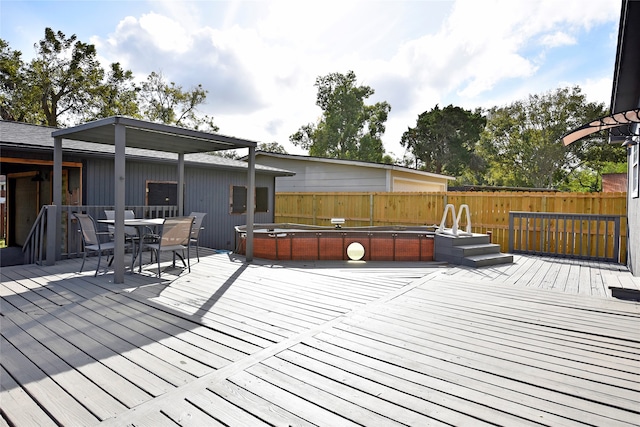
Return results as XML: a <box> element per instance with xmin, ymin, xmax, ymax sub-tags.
<box><xmin>1</xmin><ymin>0</ymin><xmax>622</xmax><ymax>159</ymax></box>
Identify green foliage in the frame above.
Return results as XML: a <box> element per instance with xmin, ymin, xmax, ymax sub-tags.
<box><xmin>475</xmin><ymin>86</ymin><xmax>625</xmax><ymax>189</ymax></box>
<box><xmin>28</xmin><ymin>28</ymin><xmax>105</xmax><ymax>126</ymax></box>
<box><xmin>558</xmin><ymin>161</ymin><xmax>628</xmax><ymax>192</ymax></box>
<box><xmin>290</xmin><ymin>70</ymin><xmax>391</xmax><ymax>162</ymax></box>
<box><xmin>258</xmin><ymin>142</ymin><xmax>288</xmax><ymax>154</ymax></box>
<box><xmin>0</xmin><ymin>39</ymin><xmax>40</xmax><ymax>123</ymax></box>
<box><xmin>0</xmin><ymin>29</ymin><xmax>218</xmax><ymax>132</ymax></box>
<box><xmin>400</xmin><ymin>104</ymin><xmax>486</xmax><ymax>176</ymax></box>
<box><xmin>88</xmin><ymin>62</ymin><xmax>140</xmax><ymax>121</ymax></box>
<box><xmin>139</xmin><ymin>71</ymin><xmax>218</xmax><ymax>131</ymax></box>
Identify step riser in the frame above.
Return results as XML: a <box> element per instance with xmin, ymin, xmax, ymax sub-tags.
<box><xmin>435</xmin><ymin>235</ymin><xmax>491</xmax><ymax>247</ymax></box>
<box><xmin>461</xmin><ymin>255</ymin><xmax>514</xmax><ymax>267</ymax></box>
<box><xmin>434</xmin><ymin>233</ymin><xmax>512</xmax><ymax>267</ymax></box>
<box><xmin>451</xmin><ymin>245</ymin><xmax>501</xmax><ymax>257</ymax></box>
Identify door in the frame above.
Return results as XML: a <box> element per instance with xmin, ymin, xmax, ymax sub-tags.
<box><xmin>11</xmin><ymin>175</ymin><xmax>38</xmax><ymax>246</ymax></box>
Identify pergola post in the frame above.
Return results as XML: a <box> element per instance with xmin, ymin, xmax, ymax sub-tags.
<box><xmin>48</xmin><ymin>137</ymin><xmax>63</xmax><ymax>265</ymax></box>
<box><xmin>113</xmin><ymin>123</ymin><xmax>126</xmax><ymax>283</ymax></box>
<box><xmin>178</xmin><ymin>152</ymin><xmax>184</xmax><ymax>216</ymax></box>
<box><xmin>50</xmin><ymin>116</ymin><xmax>260</xmax><ymax>276</ymax></box>
<box><xmin>246</xmin><ymin>146</ymin><xmax>255</xmax><ymax>262</ymax></box>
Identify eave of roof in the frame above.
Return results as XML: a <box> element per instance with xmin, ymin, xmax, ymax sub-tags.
<box><xmin>51</xmin><ymin>116</ymin><xmax>257</xmax><ymax>154</ymax></box>
<box><xmin>611</xmin><ymin>0</ymin><xmax>640</xmax><ymax>114</ymax></box>
<box><xmin>249</xmin><ymin>151</ymin><xmax>456</xmax><ymax>180</ymax></box>
<box><xmin>0</xmin><ymin>120</ymin><xmax>294</xmax><ymax>176</ymax></box>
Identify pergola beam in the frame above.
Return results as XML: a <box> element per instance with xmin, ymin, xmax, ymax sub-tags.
<box><xmin>50</xmin><ymin>116</ymin><xmax>259</xmax><ymax>283</ymax></box>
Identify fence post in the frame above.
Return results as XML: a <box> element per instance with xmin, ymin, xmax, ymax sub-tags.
<box><xmin>614</xmin><ymin>216</ymin><xmax>621</xmax><ymax>263</ymax></box>
<box><xmin>370</xmin><ymin>194</ymin><xmax>374</xmax><ymax>226</ymax></box>
<box><xmin>313</xmin><ymin>194</ymin><xmax>317</xmax><ymax>225</ymax></box>
<box><xmin>508</xmin><ymin>212</ymin><xmax>514</xmax><ymax>253</ymax></box>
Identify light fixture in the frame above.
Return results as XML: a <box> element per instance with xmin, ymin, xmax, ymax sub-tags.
<box><xmin>331</xmin><ymin>218</ymin><xmax>345</xmax><ymax>229</ymax></box>
<box><xmin>621</xmin><ymin>138</ymin><xmax>637</xmax><ymax>147</ymax></box>
<box><xmin>346</xmin><ymin>242</ymin><xmax>365</xmax><ymax>261</ymax></box>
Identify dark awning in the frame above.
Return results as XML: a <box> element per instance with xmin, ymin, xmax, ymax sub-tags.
<box><xmin>561</xmin><ymin>108</ymin><xmax>640</xmax><ymax>146</ymax></box>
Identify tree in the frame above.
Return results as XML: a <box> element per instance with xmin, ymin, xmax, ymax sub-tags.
<box><xmin>258</xmin><ymin>142</ymin><xmax>288</xmax><ymax>154</ymax></box>
<box><xmin>400</xmin><ymin>104</ymin><xmax>486</xmax><ymax>176</ymax></box>
<box><xmin>88</xmin><ymin>62</ymin><xmax>140</xmax><ymax>121</ymax></box>
<box><xmin>476</xmin><ymin>86</ymin><xmax>625</xmax><ymax>189</ymax></box>
<box><xmin>27</xmin><ymin>28</ymin><xmax>105</xmax><ymax>127</ymax></box>
<box><xmin>139</xmin><ymin>71</ymin><xmax>218</xmax><ymax>132</ymax></box>
<box><xmin>0</xmin><ymin>39</ymin><xmax>39</xmax><ymax>122</ymax></box>
<box><xmin>290</xmin><ymin>70</ymin><xmax>391</xmax><ymax>162</ymax></box>
<box><xmin>1</xmin><ymin>30</ymin><xmax>219</xmax><ymax>133</ymax></box>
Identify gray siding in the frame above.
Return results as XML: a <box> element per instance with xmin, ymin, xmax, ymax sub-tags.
<box><xmin>85</xmin><ymin>158</ymin><xmax>275</xmax><ymax>250</ymax></box>
<box><xmin>629</xmin><ymin>142</ymin><xmax>640</xmax><ymax>276</ymax></box>
<box><xmin>257</xmin><ymin>157</ymin><xmax>388</xmax><ymax>192</ymax></box>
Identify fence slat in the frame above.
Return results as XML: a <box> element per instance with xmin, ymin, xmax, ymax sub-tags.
<box><xmin>275</xmin><ymin>191</ymin><xmax>627</xmax><ymax>263</ymax></box>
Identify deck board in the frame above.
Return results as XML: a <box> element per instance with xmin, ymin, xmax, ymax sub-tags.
<box><xmin>1</xmin><ymin>250</ymin><xmax>639</xmax><ymax>426</ymax></box>
<box><xmin>0</xmin><ymin>365</ymin><xmax>59</xmax><ymax>427</ymax></box>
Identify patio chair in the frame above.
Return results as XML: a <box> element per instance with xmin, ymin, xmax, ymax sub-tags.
<box><xmin>74</xmin><ymin>213</ymin><xmax>131</xmax><ymax>276</ymax></box>
<box><xmin>104</xmin><ymin>209</ymin><xmax>138</xmax><ymax>238</ymax></box>
<box><xmin>142</xmin><ymin>216</ymin><xmax>194</xmax><ymax>277</ymax></box>
<box><xmin>188</xmin><ymin>212</ymin><xmax>207</xmax><ymax>262</ymax></box>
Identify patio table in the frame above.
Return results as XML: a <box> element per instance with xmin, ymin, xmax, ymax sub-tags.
<box><xmin>98</xmin><ymin>218</ymin><xmax>165</xmax><ymax>273</ymax></box>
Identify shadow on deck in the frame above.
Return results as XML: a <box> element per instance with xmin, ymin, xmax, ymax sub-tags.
<box><xmin>1</xmin><ymin>250</ymin><xmax>639</xmax><ymax>426</ymax></box>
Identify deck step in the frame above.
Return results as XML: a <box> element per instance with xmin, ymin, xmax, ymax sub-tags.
<box><xmin>434</xmin><ymin>234</ymin><xmax>513</xmax><ymax>268</ymax></box>
<box><xmin>609</xmin><ymin>287</ymin><xmax>640</xmax><ymax>301</ymax></box>
<box><xmin>451</xmin><ymin>243</ymin><xmax>501</xmax><ymax>257</ymax></box>
<box><xmin>461</xmin><ymin>253</ymin><xmax>514</xmax><ymax>268</ymax></box>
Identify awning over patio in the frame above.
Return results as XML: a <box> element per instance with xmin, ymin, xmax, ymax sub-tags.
<box><xmin>561</xmin><ymin>108</ymin><xmax>640</xmax><ymax>146</ymax></box>
<box><xmin>51</xmin><ymin>116</ymin><xmax>258</xmax><ymax>283</ymax></box>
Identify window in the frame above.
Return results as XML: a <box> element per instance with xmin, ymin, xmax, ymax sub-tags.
<box><xmin>147</xmin><ymin>181</ymin><xmax>178</xmax><ymax>205</ymax></box>
<box><xmin>230</xmin><ymin>186</ymin><xmax>247</xmax><ymax>213</ymax></box>
<box><xmin>230</xmin><ymin>186</ymin><xmax>269</xmax><ymax>213</ymax></box>
<box><xmin>256</xmin><ymin>187</ymin><xmax>269</xmax><ymax>212</ymax></box>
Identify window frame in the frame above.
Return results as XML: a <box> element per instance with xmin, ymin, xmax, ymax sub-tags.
<box><xmin>230</xmin><ymin>185</ymin><xmax>269</xmax><ymax>214</ymax></box>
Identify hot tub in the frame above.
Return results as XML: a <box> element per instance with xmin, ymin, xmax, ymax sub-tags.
<box><xmin>235</xmin><ymin>223</ymin><xmax>436</xmax><ymax>261</ymax></box>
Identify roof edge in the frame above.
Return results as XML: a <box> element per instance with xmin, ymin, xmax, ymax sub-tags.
<box><xmin>248</xmin><ymin>151</ymin><xmax>456</xmax><ymax>180</ymax></box>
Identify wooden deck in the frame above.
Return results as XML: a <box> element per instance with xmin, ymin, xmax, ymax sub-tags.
<box><xmin>1</xmin><ymin>250</ymin><xmax>639</xmax><ymax>426</ymax></box>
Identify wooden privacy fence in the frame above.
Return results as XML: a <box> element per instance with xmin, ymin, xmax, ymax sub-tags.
<box><xmin>275</xmin><ymin>191</ymin><xmax>627</xmax><ymax>262</ymax></box>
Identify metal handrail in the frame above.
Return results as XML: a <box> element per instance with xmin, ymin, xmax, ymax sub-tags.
<box><xmin>437</xmin><ymin>204</ymin><xmax>472</xmax><ymax>236</ymax></box>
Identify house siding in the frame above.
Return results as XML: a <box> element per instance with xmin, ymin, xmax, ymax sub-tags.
<box><xmin>258</xmin><ymin>157</ymin><xmax>388</xmax><ymax>192</ymax></box>
<box><xmin>255</xmin><ymin>155</ymin><xmax>452</xmax><ymax>193</ymax></box>
<box><xmin>390</xmin><ymin>170</ymin><xmax>448</xmax><ymax>192</ymax></box>
<box><xmin>628</xmin><ymin>135</ymin><xmax>639</xmax><ymax>276</ymax></box>
<box><xmin>85</xmin><ymin>158</ymin><xmax>275</xmax><ymax>250</ymax></box>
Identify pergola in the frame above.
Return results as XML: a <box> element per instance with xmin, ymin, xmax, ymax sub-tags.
<box><xmin>51</xmin><ymin>116</ymin><xmax>257</xmax><ymax>283</ymax></box>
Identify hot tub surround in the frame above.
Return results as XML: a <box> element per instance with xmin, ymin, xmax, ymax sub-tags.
<box><xmin>235</xmin><ymin>223</ymin><xmax>435</xmax><ymax>262</ymax></box>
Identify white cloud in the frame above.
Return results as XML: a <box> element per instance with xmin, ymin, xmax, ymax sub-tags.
<box><xmin>137</xmin><ymin>13</ymin><xmax>192</xmax><ymax>53</ymax></box>
<box><xmin>572</xmin><ymin>76</ymin><xmax>614</xmax><ymax>105</ymax></box>
<box><xmin>540</xmin><ymin>32</ymin><xmax>577</xmax><ymax>48</ymax></box>
<box><xmin>86</xmin><ymin>0</ymin><xmax>620</xmax><ymax>158</ymax></box>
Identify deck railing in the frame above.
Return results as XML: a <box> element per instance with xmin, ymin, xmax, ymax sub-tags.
<box><xmin>22</xmin><ymin>205</ymin><xmax>55</xmax><ymax>265</ymax></box>
<box><xmin>61</xmin><ymin>205</ymin><xmax>178</xmax><ymax>260</ymax></box>
<box><xmin>22</xmin><ymin>205</ymin><xmax>178</xmax><ymax>265</ymax></box>
<box><xmin>508</xmin><ymin>211</ymin><xmax>623</xmax><ymax>263</ymax></box>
